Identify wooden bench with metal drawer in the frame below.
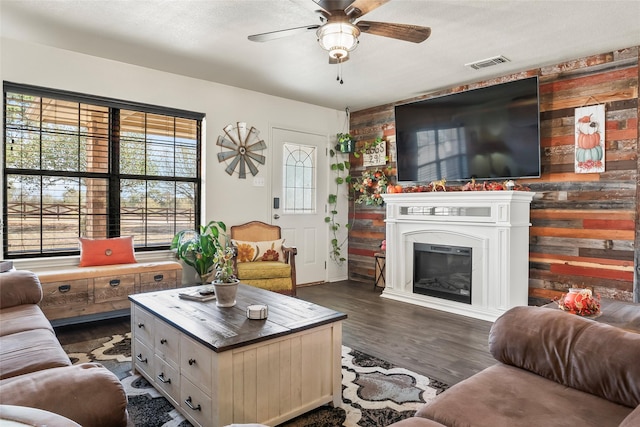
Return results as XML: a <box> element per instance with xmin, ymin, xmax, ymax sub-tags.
<box><xmin>36</xmin><ymin>261</ymin><xmax>182</xmax><ymax>325</ymax></box>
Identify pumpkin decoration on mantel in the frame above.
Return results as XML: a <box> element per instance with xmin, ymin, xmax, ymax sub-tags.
<box><xmin>574</xmin><ymin>105</ymin><xmax>605</xmax><ymax>173</ymax></box>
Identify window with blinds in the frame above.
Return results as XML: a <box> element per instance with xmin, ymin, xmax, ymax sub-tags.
<box><xmin>3</xmin><ymin>83</ymin><xmax>203</xmax><ymax>258</ymax></box>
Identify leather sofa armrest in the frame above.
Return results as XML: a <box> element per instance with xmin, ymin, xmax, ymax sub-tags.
<box><xmin>0</xmin><ymin>270</ymin><xmax>43</xmax><ymax>309</ymax></box>
<box><xmin>0</xmin><ymin>363</ymin><xmax>128</xmax><ymax>427</ymax></box>
<box><xmin>490</xmin><ymin>306</ymin><xmax>640</xmax><ymax>408</ymax></box>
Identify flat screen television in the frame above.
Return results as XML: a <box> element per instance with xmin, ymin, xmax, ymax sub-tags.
<box><xmin>394</xmin><ymin>76</ymin><xmax>541</xmax><ymax>183</ymax></box>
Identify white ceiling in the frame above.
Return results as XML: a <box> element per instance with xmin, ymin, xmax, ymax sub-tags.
<box><xmin>1</xmin><ymin>0</ymin><xmax>639</xmax><ymax>112</ymax></box>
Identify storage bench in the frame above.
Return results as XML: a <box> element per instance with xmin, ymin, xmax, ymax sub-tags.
<box><xmin>36</xmin><ymin>261</ymin><xmax>182</xmax><ymax>325</ymax></box>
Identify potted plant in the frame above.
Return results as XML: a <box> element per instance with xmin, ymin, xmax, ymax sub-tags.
<box><xmin>171</xmin><ymin>220</ymin><xmax>240</xmax><ymax>307</ymax></box>
<box><xmin>171</xmin><ymin>220</ymin><xmax>226</xmax><ymax>284</ymax></box>
<box><xmin>210</xmin><ymin>245</ymin><xmax>240</xmax><ymax>307</ymax></box>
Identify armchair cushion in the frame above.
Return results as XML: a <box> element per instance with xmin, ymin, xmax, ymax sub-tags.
<box><xmin>232</xmin><ymin>239</ymin><xmax>285</xmax><ymax>263</ymax></box>
<box><xmin>236</xmin><ymin>261</ymin><xmax>291</xmax><ymax>279</ymax></box>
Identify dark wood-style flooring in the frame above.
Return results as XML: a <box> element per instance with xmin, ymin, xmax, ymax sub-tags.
<box><xmin>55</xmin><ymin>280</ymin><xmax>496</xmax><ymax>386</ymax></box>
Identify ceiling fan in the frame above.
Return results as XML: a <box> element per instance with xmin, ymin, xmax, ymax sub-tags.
<box><xmin>247</xmin><ymin>0</ymin><xmax>431</xmax><ymax>66</ymax></box>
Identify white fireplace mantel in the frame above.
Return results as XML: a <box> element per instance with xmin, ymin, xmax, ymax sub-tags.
<box><xmin>380</xmin><ymin>191</ymin><xmax>535</xmax><ymax>322</ymax></box>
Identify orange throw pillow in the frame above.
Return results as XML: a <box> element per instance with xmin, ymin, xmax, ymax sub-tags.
<box><xmin>78</xmin><ymin>236</ymin><xmax>137</xmax><ymax>267</ymax></box>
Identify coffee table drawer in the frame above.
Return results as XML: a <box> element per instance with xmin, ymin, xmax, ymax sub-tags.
<box><xmin>180</xmin><ymin>335</ymin><xmax>212</xmax><ymax>396</ymax></box>
<box><xmin>155</xmin><ymin>356</ymin><xmax>180</xmax><ymax>405</ymax></box>
<box><xmin>155</xmin><ymin>319</ymin><xmax>180</xmax><ymax>366</ymax></box>
<box><xmin>133</xmin><ymin>339</ymin><xmax>154</xmax><ymax>379</ymax></box>
<box><xmin>181</xmin><ymin>376</ymin><xmax>212</xmax><ymax>427</ymax></box>
<box><xmin>132</xmin><ymin>306</ymin><xmax>155</xmax><ymax>346</ymax></box>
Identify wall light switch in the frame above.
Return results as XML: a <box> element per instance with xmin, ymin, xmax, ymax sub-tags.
<box><xmin>253</xmin><ymin>177</ymin><xmax>265</xmax><ymax>187</ymax></box>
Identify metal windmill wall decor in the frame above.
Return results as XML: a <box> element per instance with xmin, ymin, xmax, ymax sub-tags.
<box><xmin>217</xmin><ymin>122</ymin><xmax>266</xmax><ymax>179</ymax></box>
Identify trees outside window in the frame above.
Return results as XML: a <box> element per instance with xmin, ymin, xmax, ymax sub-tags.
<box><xmin>3</xmin><ymin>83</ymin><xmax>202</xmax><ymax>258</ymax></box>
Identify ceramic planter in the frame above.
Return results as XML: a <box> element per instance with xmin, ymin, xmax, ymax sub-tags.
<box><xmin>213</xmin><ymin>279</ymin><xmax>240</xmax><ymax>307</ymax></box>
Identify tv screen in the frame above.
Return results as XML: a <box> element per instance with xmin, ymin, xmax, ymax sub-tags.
<box><xmin>394</xmin><ymin>77</ymin><xmax>540</xmax><ymax>183</ymax></box>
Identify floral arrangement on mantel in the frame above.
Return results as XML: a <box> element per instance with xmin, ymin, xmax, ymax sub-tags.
<box><xmin>399</xmin><ymin>178</ymin><xmax>531</xmax><ymax>193</ymax></box>
<box><xmin>555</xmin><ymin>288</ymin><xmax>602</xmax><ymax>317</ymax></box>
<box><xmin>354</xmin><ymin>175</ymin><xmax>532</xmax><ymax>206</ymax></box>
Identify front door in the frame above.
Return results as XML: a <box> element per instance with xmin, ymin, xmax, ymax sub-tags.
<box><xmin>271</xmin><ymin>127</ymin><xmax>328</xmax><ymax>285</ymax></box>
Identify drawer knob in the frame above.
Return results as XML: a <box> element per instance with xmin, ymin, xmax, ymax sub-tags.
<box><xmin>160</xmin><ymin>338</ymin><xmax>167</xmax><ymax>345</ymax></box>
<box><xmin>136</xmin><ymin>353</ymin><xmax>148</xmax><ymax>364</ymax></box>
<box><xmin>157</xmin><ymin>372</ymin><xmax>171</xmax><ymax>384</ymax></box>
<box><xmin>137</xmin><ymin>323</ymin><xmax>145</xmax><ymax>329</ymax></box>
<box><xmin>184</xmin><ymin>396</ymin><xmax>201</xmax><ymax>411</ymax></box>
<box><xmin>154</xmin><ymin>274</ymin><xmax>164</xmax><ymax>282</ymax></box>
<box><xmin>188</xmin><ymin>358</ymin><xmax>196</xmax><ymax>366</ymax></box>
<box><xmin>109</xmin><ymin>279</ymin><xmax>121</xmax><ymax>287</ymax></box>
<box><xmin>58</xmin><ymin>284</ymin><xmax>71</xmax><ymax>293</ymax></box>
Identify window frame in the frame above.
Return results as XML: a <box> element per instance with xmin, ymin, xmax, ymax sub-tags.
<box><xmin>2</xmin><ymin>81</ymin><xmax>204</xmax><ymax>259</ymax></box>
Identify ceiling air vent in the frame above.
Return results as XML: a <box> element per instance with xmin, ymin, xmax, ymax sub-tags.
<box><xmin>465</xmin><ymin>55</ymin><xmax>510</xmax><ymax>70</ymax></box>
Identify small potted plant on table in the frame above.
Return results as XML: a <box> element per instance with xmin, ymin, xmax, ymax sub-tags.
<box><xmin>171</xmin><ymin>220</ymin><xmax>239</xmax><ymax>307</ymax></box>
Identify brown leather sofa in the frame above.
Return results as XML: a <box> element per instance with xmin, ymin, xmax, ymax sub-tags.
<box><xmin>390</xmin><ymin>306</ymin><xmax>640</xmax><ymax>427</ymax></box>
<box><xmin>0</xmin><ymin>270</ymin><xmax>128</xmax><ymax>426</ymax></box>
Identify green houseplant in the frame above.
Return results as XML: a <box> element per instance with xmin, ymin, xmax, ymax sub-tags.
<box><xmin>171</xmin><ymin>220</ymin><xmax>236</xmax><ymax>284</ymax></box>
<box><xmin>171</xmin><ymin>220</ymin><xmax>239</xmax><ymax>307</ymax></box>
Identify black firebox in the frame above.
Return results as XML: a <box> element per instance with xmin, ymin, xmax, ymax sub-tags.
<box><xmin>413</xmin><ymin>243</ymin><xmax>472</xmax><ymax>304</ymax></box>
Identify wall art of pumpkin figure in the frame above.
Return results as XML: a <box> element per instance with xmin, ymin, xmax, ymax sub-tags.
<box><xmin>574</xmin><ymin>104</ymin><xmax>605</xmax><ymax>174</ymax></box>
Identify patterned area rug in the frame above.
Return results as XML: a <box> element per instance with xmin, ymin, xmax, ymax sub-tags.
<box><xmin>62</xmin><ymin>334</ymin><xmax>448</xmax><ymax>427</ymax></box>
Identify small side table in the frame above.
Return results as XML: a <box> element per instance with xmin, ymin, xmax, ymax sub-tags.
<box><xmin>374</xmin><ymin>252</ymin><xmax>386</xmax><ymax>290</ymax></box>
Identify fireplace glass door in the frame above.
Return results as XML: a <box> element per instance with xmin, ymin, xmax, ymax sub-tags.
<box><xmin>413</xmin><ymin>243</ymin><xmax>472</xmax><ymax>304</ymax></box>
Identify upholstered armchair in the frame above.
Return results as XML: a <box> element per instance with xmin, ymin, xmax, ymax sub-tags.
<box><xmin>230</xmin><ymin>221</ymin><xmax>297</xmax><ymax>296</ymax></box>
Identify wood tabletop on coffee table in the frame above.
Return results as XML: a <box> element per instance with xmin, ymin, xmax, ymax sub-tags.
<box><xmin>129</xmin><ymin>284</ymin><xmax>347</xmax><ymax>352</ymax></box>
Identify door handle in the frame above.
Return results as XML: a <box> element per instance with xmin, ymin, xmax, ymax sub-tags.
<box><xmin>273</xmin><ymin>214</ymin><xmax>280</xmax><ymax>220</ymax></box>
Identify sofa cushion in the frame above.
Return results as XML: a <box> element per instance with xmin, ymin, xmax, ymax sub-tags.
<box><xmin>0</xmin><ymin>304</ymin><xmax>54</xmax><ymax>337</ymax></box>
<box><xmin>0</xmin><ymin>404</ymin><xmax>81</xmax><ymax>427</ymax></box>
<box><xmin>416</xmin><ymin>363</ymin><xmax>632</xmax><ymax>427</ymax></box>
<box><xmin>489</xmin><ymin>306</ymin><xmax>640</xmax><ymax>408</ymax></box>
<box><xmin>0</xmin><ymin>363</ymin><xmax>128</xmax><ymax>427</ymax></box>
<box><xmin>386</xmin><ymin>417</ymin><xmax>447</xmax><ymax>427</ymax></box>
<box><xmin>0</xmin><ymin>329</ymin><xmax>71</xmax><ymax>380</ymax></box>
<box><xmin>620</xmin><ymin>405</ymin><xmax>640</xmax><ymax>427</ymax></box>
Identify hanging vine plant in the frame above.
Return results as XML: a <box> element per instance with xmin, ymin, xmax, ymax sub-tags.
<box><xmin>326</xmin><ymin>134</ymin><xmax>387</xmax><ymax>265</ymax></box>
<box><xmin>326</xmin><ymin>135</ymin><xmax>353</xmax><ymax>265</ymax></box>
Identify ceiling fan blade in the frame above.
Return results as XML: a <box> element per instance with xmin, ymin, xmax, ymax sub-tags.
<box><xmin>345</xmin><ymin>0</ymin><xmax>389</xmax><ymax>19</ymax></box>
<box><xmin>313</xmin><ymin>0</ymin><xmax>355</xmax><ymax>14</ymax></box>
<box><xmin>248</xmin><ymin>24</ymin><xmax>320</xmax><ymax>42</ymax></box>
<box><xmin>356</xmin><ymin>21</ymin><xmax>431</xmax><ymax>43</ymax></box>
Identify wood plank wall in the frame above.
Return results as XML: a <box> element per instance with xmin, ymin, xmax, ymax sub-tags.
<box><xmin>347</xmin><ymin>46</ymin><xmax>639</xmax><ymax>302</ymax></box>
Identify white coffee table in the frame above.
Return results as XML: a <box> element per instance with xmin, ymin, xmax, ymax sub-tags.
<box><xmin>129</xmin><ymin>284</ymin><xmax>347</xmax><ymax>427</ymax></box>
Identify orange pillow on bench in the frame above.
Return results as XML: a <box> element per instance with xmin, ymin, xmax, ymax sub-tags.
<box><xmin>78</xmin><ymin>236</ymin><xmax>137</xmax><ymax>267</ymax></box>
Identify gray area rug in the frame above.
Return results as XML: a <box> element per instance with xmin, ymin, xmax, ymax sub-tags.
<box><xmin>62</xmin><ymin>333</ymin><xmax>448</xmax><ymax>427</ymax></box>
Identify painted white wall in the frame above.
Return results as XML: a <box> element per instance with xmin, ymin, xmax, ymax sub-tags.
<box><xmin>0</xmin><ymin>38</ymin><xmax>348</xmax><ymax>281</ymax></box>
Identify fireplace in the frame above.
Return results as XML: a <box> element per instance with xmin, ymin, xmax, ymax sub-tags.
<box><xmin>381</xmin><ymin>191</ymin><xmax>535</xmax><ymax>322</ymax></box>
<box><xmin>413</xmin><ymin>243</ymin><xmax>472</xmax><ymax>304</ymax></box>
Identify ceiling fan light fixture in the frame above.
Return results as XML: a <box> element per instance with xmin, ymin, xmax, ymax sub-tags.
<box><xmin>317</xmin><ymin>22</ymin><xmax>360</xmax><ymax>59</ymax></box>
